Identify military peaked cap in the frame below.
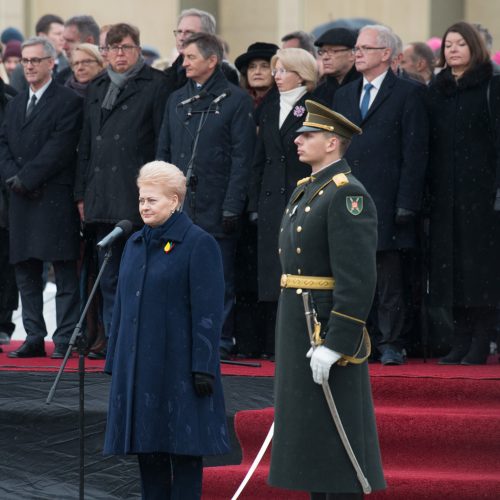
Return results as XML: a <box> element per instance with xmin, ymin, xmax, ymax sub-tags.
<box><xmin>297</xmin><ymin>100</ymin><xmax>362</xmax><ymax>139</ymax></box>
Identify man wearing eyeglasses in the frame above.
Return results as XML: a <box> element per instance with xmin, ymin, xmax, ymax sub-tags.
<box><xmin>75</xmin><ymin>23</ymin><xmax>169</xmax><ymax>359</ymax></box>
<box><xmin>333</xmin><ymin>25</ymin><xmax>428</xmax><ymax>366</ymax></box>
<box><xmin>9</xmin><ymin>14</ymin><xmax>69</xmax><ymax>93</ymax></box>
<box><xmin>0</xmin><ymin>37</ymin><xmax>83</xmax><ymax>359</ymax></box>
<box><xmin>165</xmin><ymin>8</ymin><xmax>238</xmax><ymax>97</ymax></box>
<box><xmin>313</xmin><ymin>27</ymin><xmax>361</xmax><ymax>105</ymax></box>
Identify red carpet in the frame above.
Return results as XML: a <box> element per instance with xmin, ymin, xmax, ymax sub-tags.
<box><xmin>203</xmin><ymin>363</ymin><xmax>500</xmax><ymax>499</ymax></box>
<box><xmin>3</xmin><ymin>340</ymin><xmax>500</xmax><ymax>498</ymax></box>
<box><xmin>2</xmin><ymin>340</ymin><xmax>499</xmax><ymax>378</ymax></box>
<box><xmin>0</xmin><ymin>340</ymin><xmax>275</xmax><ymax>376</ymax></box>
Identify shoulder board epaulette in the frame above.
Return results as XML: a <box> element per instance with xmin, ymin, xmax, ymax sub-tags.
<box><xmin>333</xmin><ymin>173</ymin><xmax>349</xmax><ymax>187</ymax></box>
<box><xmin>297</xmin><ymin>176</ymin><xmax>312</xmax><ymax>187</ymax></box>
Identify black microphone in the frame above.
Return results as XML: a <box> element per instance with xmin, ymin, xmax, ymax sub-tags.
<box><xmin>212</xmin><ymin>89</ymin><xmax>231</xmax><ymax>115</ymax></box>
<box><xmin>177</xmin><ymin>90</ymin><xmax>208</xmax><ymax>107</ymax></box>
<box><xmin>211</xmin><ymin>88</ymin><xmax>231</xmax><ymax>105</ymax></box>
<box><xmin>97</xmin><ymin>220</ymin><xmax>133</xmax><ymax>249</ymax></box>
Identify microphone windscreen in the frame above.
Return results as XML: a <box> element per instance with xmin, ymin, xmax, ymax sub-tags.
<box><xmin>116</xmin><ymin>220</ymin><xmax>133</xmax><ymax>236</ymax></box>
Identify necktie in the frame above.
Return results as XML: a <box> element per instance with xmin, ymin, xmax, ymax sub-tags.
<box><xmin>360</xmin><ymin>83</ymin><xmax>374</xmax><ymax>119</ymax></box>
<box><xmin>26</xmin><ymin>94</ymin><xmax>37</xmax><ymax>119</ymax></box>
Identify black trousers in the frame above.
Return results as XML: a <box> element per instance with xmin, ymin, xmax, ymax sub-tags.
<box><xmin>372</xmin><ymin>250</ymin><xmax>406</xmax><ymax>354</ymax></box>
<box><xmin>216</xmin><ymin>237</ymin><xmax>237</xmax><ymax>352</ymax></box>
<box><xmin>137</xmin><ymin>453</ymin><xmax>202</xmax><ymax>500</ymax></box>
<box><xmin>15</xmin><ymin>258</ymin><xmax>79</xmax><ymax>347</ymax></box>
<box><xmin>95</xmin><ymin>223</ymin><xmax>127</xmax><ymax>337</ymax></box>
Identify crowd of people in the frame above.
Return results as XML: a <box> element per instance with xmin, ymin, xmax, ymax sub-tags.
<box><xmin>0</xmin><ymin>10</ymin><xmax>499</xmax><ymax>367</ymax></box>
<box><xmin>0</xmin><ymin>7</ymin><xmax>499</xmax><ymax>499</ymax></box>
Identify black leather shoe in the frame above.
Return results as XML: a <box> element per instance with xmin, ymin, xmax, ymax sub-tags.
<box><xmin>8</xmin><ymin>341</ymin><xmax>46</xmax><ymax>358</ymax></box>
<box><xmin>88</xmin><ymin>349</ymin><xmax>107</xmax><ymax>360</ymax></box>
<box><xmin>51</xmin><ymin>345</ymin><xmax>71</xmax><ymax>359</ymax></box>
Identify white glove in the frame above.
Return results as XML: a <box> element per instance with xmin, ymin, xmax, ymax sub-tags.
<box><xmin>308</xmin><ymin>345</ymin><xmax>342</xmax><ymax>385</ymax></box>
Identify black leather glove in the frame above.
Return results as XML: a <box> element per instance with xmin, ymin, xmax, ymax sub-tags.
<box><xmin>222</xmin><ymin>210</ymin><xmax>240</xmax><ymax>234</ymax></box>
<box><xmin>248</xmin><ymin>212</ymin><xmax>258</xmax><ymax>225</ymax></box>
<box><xmin>494</xmin><ymin>188</ymin><xmax>500</xmax><ymax>212</ymax></box>
<box><xmin>193</xmin><ymin>372</ymin><xmax>214</xmax><ymax>397</ymax></box>
<box><xmin>6</xmin><ymin>175</ymin><xmax>28</xmax><ymax>196</ymax></box>
<box><xmin>395</xmin><ymin>207</ymin><xmax>416</xmax><ymax>225</ymax></box>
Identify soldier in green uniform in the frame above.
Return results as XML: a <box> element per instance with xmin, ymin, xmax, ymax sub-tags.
<box><xmin>268</xmin><ymin>100</ymin><xmax>386</xmax><ymax>498</ymax></box>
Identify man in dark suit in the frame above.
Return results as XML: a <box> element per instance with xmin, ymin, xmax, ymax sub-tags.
<box><xmin>313</xmin><ymin>27</ymin><xmax>361</xmax><ymax>104</ymax></box>
<box><xmin>75</xmin><ymin>23</ymin><xmax>168</xmax><ymax>359</ymax></box>
<box><xmin>0</xmin><ymin>36</ymin><xmax>83</xmax><ymax>358</ymax></box>
<box><xmin>333</xmin><ymin>25</ymin><xmax>428</xmax><ymax>365</ymax></box>
<box><xmin>157</xmin><ymin>32</ymin><xmax>255</xmax><ymax>359</ymax></box>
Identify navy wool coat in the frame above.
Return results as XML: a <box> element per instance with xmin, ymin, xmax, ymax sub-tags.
<box><xmin>104</xmin><ymin>212</ymin><xmax>230</xmax><ymax>456</ymax></box>
<box><xmin>333</xmin><ymin>69</ymin><xmax>429</xmax><ymax>250</ymax></box>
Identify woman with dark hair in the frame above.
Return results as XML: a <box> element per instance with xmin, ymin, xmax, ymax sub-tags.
<box><xmin>247</xmin><ymin>47</ymin><xmax>318</xmax><ymax>358</ymax></box>
<box><xmin>427</xmin><ymin>21</ymin><xmax>500</xmax><ymax>365</ymax></box>
<box><xmin>233</xmin><ymin>42</ymin><xmax>278</xmax><ymax>358</ymax></box>
<box><xmin>235</xmin><ymin>42</ymin><xmax>278</xmax><ymax>123</ymax></box>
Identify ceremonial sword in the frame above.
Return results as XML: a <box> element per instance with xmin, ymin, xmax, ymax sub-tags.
<box><xmin>302</xmin><ymin>291</ymin><xmax>372</xmax><ymax>495</ymax></box>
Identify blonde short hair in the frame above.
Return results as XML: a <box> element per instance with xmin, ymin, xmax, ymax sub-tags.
<box><xmin>72</xmin><ymin>43</ymin><xmax>104</xmax><ymax>68</ymax></box>
<box><xmin>271</xmin><ymin>47</ymin><xmax>318</xmax><ymax>91</ymax></box>
<box><xmin>137</xmin><ymin>161</ymin><xmax>187</xmax><ymax>205</ymax></box>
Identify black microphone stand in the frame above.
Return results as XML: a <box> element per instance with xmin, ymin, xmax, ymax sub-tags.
<box><xmin>180</xmin><ymin>106</ymin><xmax>260</xmax><ymax>368</ymax></box>
<box><xmin>46</xmin><ymin>247</ymin><xmax>113</xmax><ymax>500</ymax></box>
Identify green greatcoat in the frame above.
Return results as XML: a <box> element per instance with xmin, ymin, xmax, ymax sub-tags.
<box><xmin>268</xmin><ymin>158</ymin><xmax>386</xmax><ymax>494</ymax></box>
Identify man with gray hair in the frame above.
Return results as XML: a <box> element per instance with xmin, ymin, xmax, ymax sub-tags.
<box><xmin>157</xmin><ymin>32</ymin><xmax>255</xmax><ymax>360</ymax></box>
<box><xmin>0</xmin><ymin>36</ymin><xmax>83</xmax><ymax>359</ymax></box>
<box><xmin>333</xmin><ymin>25</ymin><xmax>428</xmax><ymax>365</ymax></box>
<box><xmin>165</xmin><ymin>8</ymin><xmax>238</xmax><ymax>96</ymax></box>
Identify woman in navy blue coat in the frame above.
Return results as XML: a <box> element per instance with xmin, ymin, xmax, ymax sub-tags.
<box><xmin>104</xmin><ymin>161</ymin><xmax>229</xmax><ymax>499</ymax></box>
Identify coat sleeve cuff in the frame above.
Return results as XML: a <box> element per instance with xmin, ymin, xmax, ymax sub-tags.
<box><xmin>323</xmin><ymin>310</ymin><xmax>366</xmax><ymax>357</ymax></box>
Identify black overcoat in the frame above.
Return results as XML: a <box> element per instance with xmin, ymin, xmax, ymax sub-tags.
<box><xmin>248</xmin><ymin>92</ymin><xmax>313</xmax><ymax>301</ymax></box>
<box><xmin>104</xmin><ymin>212</ymin><xmax>230</xmax><ymax>456</ymax></box>
<box><xmin>156</xmin><ymin>69</ymin><xmax>256</xmax><ymax>238</ymax></box>
<box><xmin>269</xmin><ymin>159</ymin><xmax>385</xmax><ymax>493</ymax></box>
<box><xmin>0</xmin><ymin>81</ymin><xmax>82</xmax><ymax>263</ymax></box>
<box><xmin>75</xmin><ymin>65</ymin><xmax>169</xmax><ymax>226</ymax></box>
<box><xmin>427</xmin><ymin>63</ymin><xmax>500</xmax><ymax>307</ymax></box>
<box><xmin>313</xmin><ymin>65</ymin><xmax>361</xmax><ymax>106</ymax></box>
<box><xmin>333</xmin><ymin>69</ymin><xmax>429</xmax><ymax>250</ymax></box>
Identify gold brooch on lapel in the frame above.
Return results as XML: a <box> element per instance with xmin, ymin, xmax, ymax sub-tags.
<box><xmin>164</xmin><ymin>241</ymin><xmax>175</xmax><ymax>253</ymax></box>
